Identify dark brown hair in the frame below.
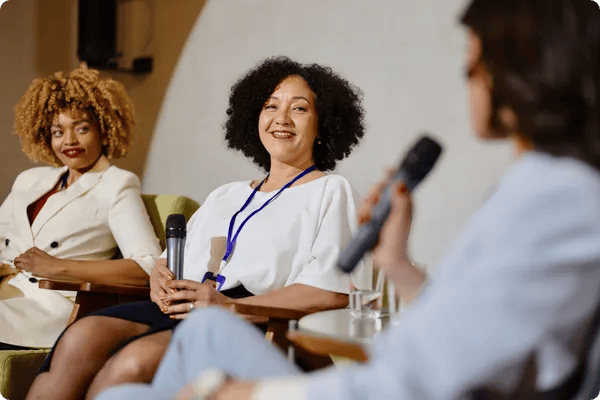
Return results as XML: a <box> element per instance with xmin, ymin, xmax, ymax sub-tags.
<box><xmin>461</xmin><ymin>0</ymin><xmax>600</xmax><ymax>168</ymax></box>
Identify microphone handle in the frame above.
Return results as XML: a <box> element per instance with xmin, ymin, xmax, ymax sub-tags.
<box><xmin>338</xmin><ymin>170</ymin><xmax>411</xmax><ymax>274</ymax></box>
<box><xmin>166</xmin><ymin>237</ymin><xmax>185</xmax><ymax>280</ymax></box>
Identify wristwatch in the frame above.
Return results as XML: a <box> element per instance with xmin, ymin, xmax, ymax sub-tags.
<box><xmin>191</xmin><ymin>368</ymin><xmax>229</xmax><ymax>400</ymax></box>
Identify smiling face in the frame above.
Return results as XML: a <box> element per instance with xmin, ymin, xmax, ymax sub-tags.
<box><xmin>258</xmin><ymin>75</ymin><xmax>319</xmax><ymax>169</ymax></box>
<box><xmin>50</xmin><ymin>110</ymin><xmax>104</xmax><ymax>174</ymax></box>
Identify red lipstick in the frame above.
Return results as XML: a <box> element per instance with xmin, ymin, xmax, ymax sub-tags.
<box><xmin>62</xmin><ymin>149</ymin><xmax>84</xmax><ymax>158</ymax></box>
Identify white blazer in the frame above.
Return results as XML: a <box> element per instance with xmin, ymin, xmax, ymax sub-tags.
<box><xmin>0</xmin><ymin>165</ymin><xmax>161</xmax><ymax>347</ymax></box>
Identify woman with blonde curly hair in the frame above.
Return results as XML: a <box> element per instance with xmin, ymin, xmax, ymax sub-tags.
<box><xmin>0</xmin><ymin>65</ymin><xmax>161</xmax><ymax>350</ymax></box>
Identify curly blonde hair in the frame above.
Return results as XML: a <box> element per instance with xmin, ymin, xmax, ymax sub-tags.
<box><xmin>14</xmin><ymin>65</ymin><xmax>135</xmax><ymax>166</ymax></box>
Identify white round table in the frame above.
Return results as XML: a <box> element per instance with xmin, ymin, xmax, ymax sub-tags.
<box><xmin>297</xmin><ymin>308</ymin><xmax>389</xmax><ymax>344</ymax></box>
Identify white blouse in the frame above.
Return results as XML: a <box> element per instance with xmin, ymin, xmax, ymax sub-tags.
<box><xmin>167</xmin><ymin>174</ymin><xmax>369</xmax><ymax>295</ymax></box>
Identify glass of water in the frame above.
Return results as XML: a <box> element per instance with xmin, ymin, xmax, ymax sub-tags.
<box><xmin>349</xmin><ymin>289</ymin><xmax>382</xmax><ymax>319</ymax></box>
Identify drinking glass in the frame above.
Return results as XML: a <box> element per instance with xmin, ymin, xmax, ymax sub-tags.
<box><xmin>349</xmin><ymin>289</ymin><xmax>382</xmax><ymax>319</ymax></box>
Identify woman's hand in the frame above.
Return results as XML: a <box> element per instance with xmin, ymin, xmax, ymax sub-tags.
<box><xmin>214</xmin><ymin>381</ymin><xmax>255</xmax><ymax>400</ymax></box>
<box><xmin>0</xmin><ymin>263</ymin><xmax>17</xmax><ymax>278</ymax></box>
<box><xmin>175</xmin><ymin>378</ymin><xmax>255</xmax><ymax>400</ymax></box>
<box><xmin>13</xmin><ymin>247</ymin><xmax>62</xmax><ymax>278</ymax></box>
<box><xmin>358</xmin><ymin>171</ymin><xmax>413</xmax><ymax>277</ymax></box>
<box><xmin>163</xmin><ymin>280</ymin><xmax>231</xmax><ymax>319</ymax></box>
<box><xmin>358</xmin><ymin>171</ymin><xmax>427</xmax><ymax>303</ymax></box>
<box><xmin>149</xmin><ymin>258</ymin><xmax>175</xmax><ymax>312</ymax></box>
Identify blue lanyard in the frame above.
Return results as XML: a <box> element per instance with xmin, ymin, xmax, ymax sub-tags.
<box><xmin>222</xmin><ymin>165</ymin><xmax>317</xmax><ymax>264</ymax></box>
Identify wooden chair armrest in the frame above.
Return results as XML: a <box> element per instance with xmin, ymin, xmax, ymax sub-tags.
<box><xmin>77</xmin><ymin>282</ymin><xmax>150</xmax><ymax>296</ymax></box>
<box><xmin>39</xmin><ymin>279</ymin><xmax>150</xmax><ymax>324</ymax></box>
<box><xmin>286</xmin><ymin>330</ymin><xmax>369</xmax><ymax>362</ymax></box>
<box><xmin>39</xmin><ymin>279</ymin><xmax>150</xmax><ymax>296</ymax></box>
<box><xmin>223</xmin><ymin>302</ymin><xmax>312</xmax><ymax>321</ymax></box>
<box><xmin>38</xmin><ymin>279</ymin><xmax>81</xmax><ymax>291</ymax></box>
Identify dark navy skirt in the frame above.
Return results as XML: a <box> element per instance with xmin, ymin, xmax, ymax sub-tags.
<box><xmin>0</xmin><ymin>342</ymin><xmax>35</xmax><ymax>350</ymax></box>
<box><xmin>39</xmin><ymin>285</ymin><xmax>253</xmax><ymax>373</ymax></box>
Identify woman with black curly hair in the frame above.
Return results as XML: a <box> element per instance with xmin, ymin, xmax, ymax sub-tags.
<box><xmin>0</xmin><ymin>65</ymin><xmax>161</xmax><ymax>351</ymax></box>
<box><xmin>27</xmin><ymin>56</ymin><xmax>367</xmax><ymax>400</ymax></box>
<box><xmin>225</xmin><ymin>56</ymin><xmax>363</xmax><ymax>172</ymax></box>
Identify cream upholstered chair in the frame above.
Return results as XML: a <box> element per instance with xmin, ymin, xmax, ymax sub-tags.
<box><xmin>0</xmin><ymin>194</ymin><xmax>199</xmax><ymax>400</ymax></box>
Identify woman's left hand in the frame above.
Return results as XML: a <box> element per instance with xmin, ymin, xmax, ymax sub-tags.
<box><xmin>13</xmin><ymin>247</ymin><xmax>62</xmax><ymax>278</ymax></box>
<box><xmin>164</xmin><ymin>280</ymin><xmax>231</xmax><ymax>319</ymax></box>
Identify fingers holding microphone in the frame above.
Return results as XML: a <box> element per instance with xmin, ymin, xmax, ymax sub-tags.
<box><xmin>150</xmin><ymin>258</ymin><xmax>175</xmax><ymax>311</ymax></box>
<box><xmin>358</xmin><ymin>167</ymin><xmax>397</xmax><ymax>225</ymax></box>
<box><xmin>163</xmin><ymin>280</ymin><xmax>230</xmax><ymax>319</ymax></box>
<box><xmin>371</xmin><ymin>181</ymin><xmax>413</xmax><ymax>272</ymax></box>
<box><xmin>377</xmin><ymin>182</ymin><xmax>428</xmax><ymax>303</ymax></box>
<box><xmin>355</xmin><ymin>168</ymin><xmax>427</xmax><ymax>305</ymax></box>
<box><xmin>338</xmin><ymin>135</ymin><xmax>441</xmax><ymax>274</ymax></box>
<box><xmin>357</xmin><ymin>172</ymin><xmax>413</xmax><ymax>271</ymax></box>
<box><xmin>358</xmin><ymin>179</ymin><xmax>386</xmax><ymax>225</ymax></box>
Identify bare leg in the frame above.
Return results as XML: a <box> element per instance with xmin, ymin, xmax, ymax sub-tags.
<box><xmin>86</xmin><ymin>330</ymin><xmax>172</xmax><ymax>400</ymax></box>
<box><xmin>26</xmin><ymin>316</ymin><xmax>149</xmax><ymax>400</ymax></box>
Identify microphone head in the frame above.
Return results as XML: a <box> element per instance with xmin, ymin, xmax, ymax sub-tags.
<box><xmin>400</xmin><ymin>135</ymin><xmax>443</xmax><ymax>191</ymax></box>
<box><xmin>165</xmin><ymin>214</ymin><xmax>187</xmax><ymax>239</ymax></box>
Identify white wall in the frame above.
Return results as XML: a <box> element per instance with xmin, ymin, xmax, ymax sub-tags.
<box><xmin>143</xmin><ymin>0</ymin><xmax>515</xmax><ymax>271</ymax></box>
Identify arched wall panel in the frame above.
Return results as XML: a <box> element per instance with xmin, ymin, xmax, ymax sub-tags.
<box><xmin>143</xmin><ymin>0</ymin><xmax>514</xmax><ymax>269</ymax></box>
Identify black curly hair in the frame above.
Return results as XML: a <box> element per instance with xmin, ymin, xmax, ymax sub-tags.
<box><xmin>224</xmin><ymin>56</ymin><xmax>365</xmax><ymax>171</ymax></box>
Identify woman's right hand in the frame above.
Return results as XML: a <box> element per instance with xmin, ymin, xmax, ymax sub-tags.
<box><xmin>358</xmin><ymin>170</ymin><xmax>414</xmax><ymax>278</ymax></box>
<box><xmin>149</xmin><ymin>258</ymin><xmax>175</xmax><ymax>312</ymax></box>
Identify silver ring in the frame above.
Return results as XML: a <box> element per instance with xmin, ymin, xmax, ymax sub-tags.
<box><xmin>189</xmin><ymin>302</ymin><xmax>195</xmax><ymax>311</ymax></box>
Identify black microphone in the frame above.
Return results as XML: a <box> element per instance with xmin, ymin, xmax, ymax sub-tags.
<box><xmin>338</xmin><ymin>135</ymin><xmax>443</xmax><ymax>274</ymax></box>
<box><xmin>166</xmin><ymin>214</ymin><xmax>186</xmax><ymax>280</ymax></box>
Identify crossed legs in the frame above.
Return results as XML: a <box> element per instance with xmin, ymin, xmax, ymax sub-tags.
<box><xmin>26</xmin><ymin>316</ymin><xmax>171</xmax><ymax>400</ymax></box>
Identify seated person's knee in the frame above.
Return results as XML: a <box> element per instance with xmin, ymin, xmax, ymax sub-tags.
<box><xmin>56</xmin><ymin>316</ymin><xmax>106</xmax><ymax>359</ymax></box>
<box><xmin>103</xmin><ymin>345</ymin><xmax>158</xmax><ymax>383</ymax></box>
